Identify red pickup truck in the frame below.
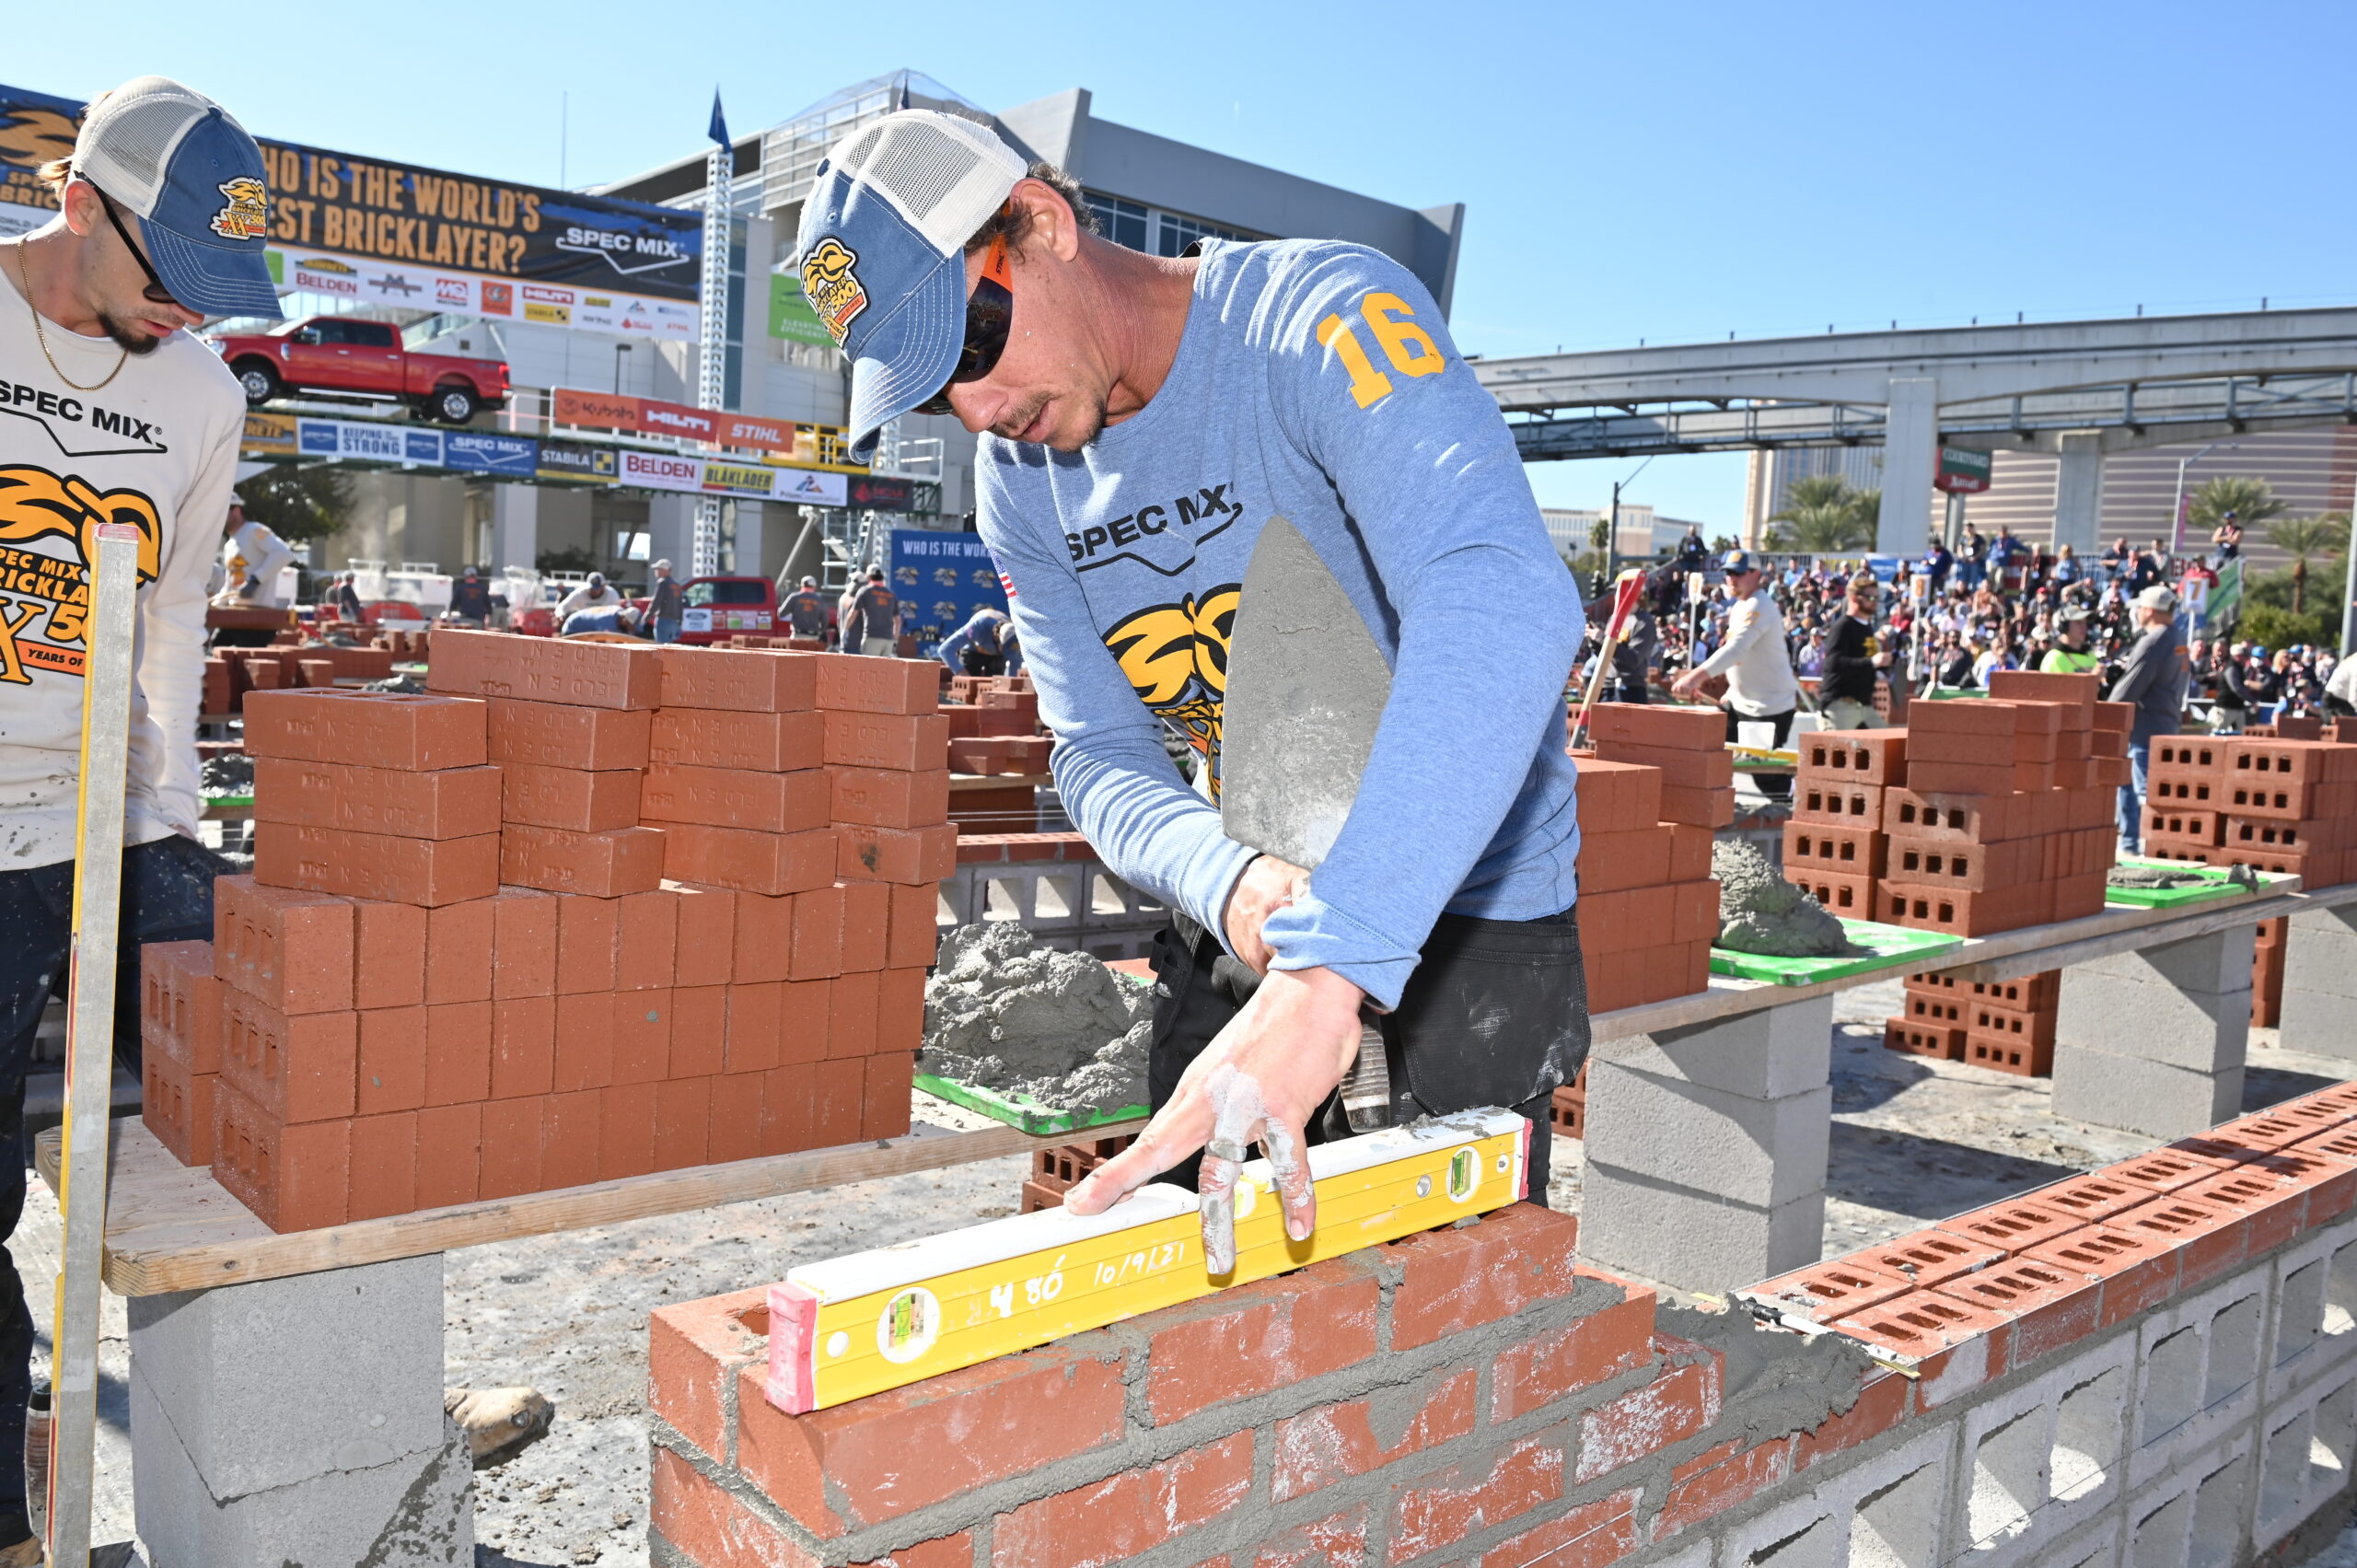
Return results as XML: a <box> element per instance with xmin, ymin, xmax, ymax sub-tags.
<box><xmin>210</xmin><ymin>316</ymin><xmax>511</xmax><ymax>424</ymax></box>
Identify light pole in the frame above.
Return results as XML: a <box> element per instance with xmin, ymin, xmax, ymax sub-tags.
<box><xmin>613</xmin><ymin>341</ymin><xmax>633</xmax><ymax>396</ymax></box>
<box><xmin>2166</xmin><ymin>441</ymin><xmax>2232</xmax><ymax>559</ymax></box>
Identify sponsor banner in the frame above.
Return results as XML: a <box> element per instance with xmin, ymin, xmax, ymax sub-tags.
<box><xmin>637</xmin><ymin>400</ymin><xmax>716</xmax><ymax>443</ymax></box>
<box><xmin>0</xmin><ymin>82</ymin><xmax>74</xmax><ymax>237</ymax></box>
<box><xmin>768</xmin><ymin>272</ymin><xmax>834</xmax><ymax>347</ymax></box>
<box><xmin>243</xmin><ymin>411</ymin><xmax>299</xmax><ymax>453</ymax></box>
<box><xmin>715</xmin><ymin>412</ymin><xmax>794</xmax><ymax>453</ymax></box>
<box><xmin>444</xmin><ymin>431</ymin><xmax>538</xmax><ymax>477</ymax></box>
<box><xmin>700</xmin><ymin>461</ymin><xmax>777</xmax><ymax>498</ymax></box>
<box><xmin>297</xmin><ymin>419</ymin><xmax>444</xmax><ymax>466</ymax></box>
<box><xmin>536</xmin><ymin>441</ymin><xmax>618</xmax><ymax>484</ymax></box>
<box><xmin>847</xmin><ymin>475</ymin><xmax>920</xmax><ymax>512</ymax></box>
<box><xmin>618</xmin><ymin>449</ymin><xmax>704</xmax><ymax>493</ymax></box>
<box><xmin>550</xmin><ymin>389</ymin><xmax>716</xmax><ymax>444</ymax></box>
<box><xmin>773</xmin><ymin>469</ymin><xmax>849</xmax><ymax>507</ymax></box>
<box><xmin>889</xmin><ymin>530</ymin><xmax>1006</xmax><ymax>655</ymax></box>
<box><xmin>273</xmin><ymin>252</ymin><xmax>697</xmax><ymax>340</ymax></box>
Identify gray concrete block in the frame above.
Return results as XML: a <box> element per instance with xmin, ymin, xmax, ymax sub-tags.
<box><xmin>2282</xmin><ymin>912</ymin><xmax>2357</xmax><ymax>1005</ymax></box>
<box><xmin>2052</xmin><ymin>1046</ymin><xmax>2242</xmax><ymax>1140</ymax></box>
<box><xmin>134</xmin><ymin>1365</ymin><xmax>471</xmax><ymax>1567</ymax></box>
<box><xmin>127</xmin><ymin>1252</ymin><xmax>445</xmax><ymax>1502</ymax></box>
<box><xmin>1584</xmin><ymin>1059</ymin><xmax>1830</xmax><ymax>1207</ymax></box>
<box><xmin>1605</xmin><ymin>993</ymin><xmax>1835</xmax><ymax>1100</ymax></box>
<box><xmin>2077</xmin><ymin>924</ymin><xmax>2258</xmax><ymax>995</ymax></box>
<box><xmin>2058</xmin><ymin>969</ymin><xmax>2248</xmax><ymax>1072</ymax></box>
<box><xmin>1580</xmin><ymin>1162</ymin><xmax>1825</xmax><ymax>1292</ymax></box>
<box><xmin>2277</xmin><ymin>985</ymin><xmax>2357</xmax><ymax>1061</ymax></box>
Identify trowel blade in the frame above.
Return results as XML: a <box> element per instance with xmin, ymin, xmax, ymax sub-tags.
<box><xmin>1220</xmin><ymin>517</ymin><xmax>1392</xmax><ymax>870</ymax></box>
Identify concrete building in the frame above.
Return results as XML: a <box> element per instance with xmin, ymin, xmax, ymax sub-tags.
<box><xmin>1741</xmin><ymin>447</ymin><xmax>1887</xmax><ymax>548</ymax></box>
<box><xmin>1539</xmin><ymin>505</ymin><xmax>1713</xmax><ymax>562</ymax></box>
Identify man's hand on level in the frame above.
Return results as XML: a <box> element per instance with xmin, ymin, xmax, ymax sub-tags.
<box><xmin>1064</xmin><ymin>965</ymin><xmax>1364</xmax><ymax>1273</ymax></box>
<box><xmin>1223</xmin><ymin>854</ymin><xmax>1308</xmax><ymax>975</ymax></box>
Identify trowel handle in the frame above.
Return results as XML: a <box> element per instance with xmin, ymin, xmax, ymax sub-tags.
<box><xmin>1340</xmin><ymin>1007</ymin><xmax>1392</xmax><ymax>1132</ymax></box>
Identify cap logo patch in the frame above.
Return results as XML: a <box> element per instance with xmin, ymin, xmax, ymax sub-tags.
<box><xmin>209</xmin><ymin>177</ymin><xmax>270</xmax><ymax>242</ymax></box>
<box><xmin>801</xmin><ymin>237</ymin><xmax>867</xmax><ymax>344</ymax></box>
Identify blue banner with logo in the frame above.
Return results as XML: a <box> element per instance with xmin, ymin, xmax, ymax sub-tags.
<box><xmin>444</xmin><ymin>431</ymin><xmax>538</xmax><ymax>477</ymax></box>
<box><xmin>297</xmin><ymin>419</ymin><xmax>443</xmax><ymax>465</ymax></box>
<box><xmin>889</xmin><ymin>530</ymin><xmax>1004</xmax><ymax>656</ymax></box>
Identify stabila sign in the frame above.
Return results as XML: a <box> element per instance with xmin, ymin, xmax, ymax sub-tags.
<box><xmin>1934</xmin><ymin>446</ymin><xmax>1992</xmax><ymax>495</ymax></box>
<box><xmin>0</xmin><ymin>79</ymin><xmax>702</xmax><ymax>301</ymax></box>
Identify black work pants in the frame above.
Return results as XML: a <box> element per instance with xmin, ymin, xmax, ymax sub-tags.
<box><xmin>960</xmin><ymin>648</ymin><xmax>1008</xmax><ymax>678</ymax></box>
<box><xmin>1144</xmin><ymin>905</ymin><xmax>1590</xmax><ymax>1207</ymax></box>
<box><xmin>0</xmin><ymin>835</ymin><xmax>223</xmax><ymax>1529</ymax></box>
<box><xmin>1727</xmin><ymin>705</ymin><xmax>1797</xmax><ymax>798</ymax></box>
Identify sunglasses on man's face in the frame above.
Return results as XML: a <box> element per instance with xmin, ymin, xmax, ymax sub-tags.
<box><xmin>913</xmin><ymin>235</ymin><xmax>1014</xmax><ymax>417</ymax></box>
<box><xmin>92</xmin><ymin>186</ymin><xmax>181</xmax><ymax>308</ymax></box>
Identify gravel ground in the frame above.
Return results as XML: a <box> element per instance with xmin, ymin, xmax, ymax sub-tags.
<box><xmin>22</xmin><ymin>1008</ymin><xmax>2357</xmax><ymax>1564</ymax></box>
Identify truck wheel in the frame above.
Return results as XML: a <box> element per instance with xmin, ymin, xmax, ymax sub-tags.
<box><xmin>427</xmin><ymin>384</ymin><xmax>479</xmax><ymax>424</ymax></box>
<box><xmin>233</xmin><ymin>361</ymin><xmax>283</xmax><ymax>406</ymax></box>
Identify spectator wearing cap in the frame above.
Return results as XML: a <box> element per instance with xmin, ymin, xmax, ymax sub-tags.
<box><xmin>2041</xmin><ymin>608</ymin><xmax>2100</xmax><ymax>674</ymax></box>
<box><xmin>1817</xmin><ymin>575</ymin><xmax>1889</xmax><ymax>731</ymax></box>
<box><xmin>556</xmin><ymin>571</ymin><xmax>621</xmax><ymax>624</ymax></box>
<box><xmin>2109</xmin><ymin>584</ymin><xmax>2191</xmax><ymax>853</ymax></box>
<box><xmin>447</xmin><ymin>564</ymin><xmax>492</xmax><ymax>628</ymax></box>
<box><xmin>647</xmin><ymin>558</ymin><xmax>683</xmax><ymax>645</ymax></box>
<box><xmin>1672</xmin><ymin>550</ymin><xmax>1801</xmax><ymax>796</ymax></box>
<box><xmin>0</xmin><ymin>74</ymin><xmax>284</xmax><ymax>1562</ymax></box>
<box><xmin>843</xmin><ymin>565</ymin><xmax>901</xmax><ymax>656</ymax></box>
<box><xmin>782</xmin><ymin>575</ymin><xmax>829</xmax><ymax>639</ymax></box>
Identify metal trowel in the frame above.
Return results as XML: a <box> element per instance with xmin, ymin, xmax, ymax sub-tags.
<box><xmin>1221</xmin><ymin>517</ymin><xmax>1395</xmax><ymax>1130</ymax></box>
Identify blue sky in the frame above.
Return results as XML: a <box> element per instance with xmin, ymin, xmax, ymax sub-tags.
<box><xmin>17</xmin><ymin>2</ymin><xmax>2351</xmax><ymax>526</ymax></box>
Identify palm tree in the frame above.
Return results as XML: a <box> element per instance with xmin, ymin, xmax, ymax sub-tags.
<box><xmin>2187</xmin><ymin>475</ymin><xmax>2287</xmax><ymax>534</ymax></box>
<box><xmin>2269</xmin><ymin>512</ymin><xmax>2351</xmax><ymax>616</ymax></box>
<box><xmin>1767</xmin><ymin>475</ymin><xmax>1880</xmax><ymax>553</ymax></box>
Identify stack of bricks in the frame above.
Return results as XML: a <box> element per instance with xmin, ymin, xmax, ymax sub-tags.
<box><xmin>1886</xmin><ymin>968</ymin><xmax>2063</xmax><ymax>1075</ymax></box>
<box><xmin>157</xmin><ymin>633</ymin><xmax>947</xmax><ymax>1234</ymax></box>
<box><xmin>1548</xmin><ymin>1061</ymin><xmax>1589</xmax><ymax>1140</ymax></box>
<box><xmin>2142</xmin><ymin>733</ymin><xmax>2357</xmax><ymax>889</ymax></box>
<box><xmin>1873</xmin><ymin>672</ymin><xmax>2124</xmax><ymax>937</ymax></box>
<box><xmin>2253</xmin><ymin>917</ymin><xmax>2289</xmax><ymax>1027</ymax></box>
<box><xmin>1569</xmin><ymin>704</ymin><xmax>1722</xmax><ymax>1014</ymax></box>
<box><xmin>1018</xmin><ymin>1132</ymin><xmax>1140</xmax><ymax>1213</ymax></box>
<box><xmin>139</xmin><ymin>939</ymin><xmax>224</xmax><ymax>1165</ymax></box>
<box><xmin>202</xmin><ymin>643</ymin><xmax>397</xmax><ymax>715</ymax></box>
<box><xmin>1782</xmin><ymin>729</ymin><xmax>1905</xmax><ymax>918</ymax></box>
<box><xmin>943</xmin><ymin>675</ymin><xmax>1050</xmax><ymax>831</ymax></box>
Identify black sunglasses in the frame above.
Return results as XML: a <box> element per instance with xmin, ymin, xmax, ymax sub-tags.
<box><xmin>91</xmin><ymin>186</ymin><xmax>180</xmax><ymax>307</ymax></box>
<box><xmin>913</xmin><ymin>234</ymin><xmax>1014</xmax><ymax>416</ymax></box>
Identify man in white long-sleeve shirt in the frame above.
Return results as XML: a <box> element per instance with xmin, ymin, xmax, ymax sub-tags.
<box><xmin>0</xmin><ymin>76</ymin><xmax>275</xmax><ymax>1562</ymax></box>
<box><xmin>1672</xmin><ymin>550</ymin><xmax>1801</xmax><ymax>797</ymax></box>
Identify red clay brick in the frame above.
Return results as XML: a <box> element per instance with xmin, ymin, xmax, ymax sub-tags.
<box><xmin>488</xmin><ymin>886</ymin><xmax>558</xmax><ymax>1000</ymax></box>
<box><xmin>349</xmin><ymin>900</ymin><xmax>426</xmax><ymax>1012</ymax></box>
<box><xmin>213</xmin><ymin>1081</ymin><xmax>349</xmax><ymax>1232</ymax></box>
<box><xmin>666</xmin><ymin>825</ymin><xmax>839</xmax><ymax>897</ymax></box>
<box><xmin>242</xmin><ymin>690</ymin><xmax>488</xmax><ymax>770</ymax></box>
<box><xmin>732</xmin><ymin>893</ymin><xmax>793</xmax><ymax>983</ymax></box>
<box><xmin>486</xmin><ymin>698</ymin><xmax>653</xmax><ymax>770</ymax></box>
<box><xmin>501</xmin><ymin>823</ymin><xmax>668</xmax><ymax>897</ymax></box>
<box><xmin>666</xmin><ymin>986</ymin><xmax>727</xmax><ymax>1078</ymax></box>
<box><xmin>1792</xmin><ymin>1370</ymin><xmax>1910</xmax><ymax>1472</ymax></box>
<box><xmin>1594</xmin><ymin>738</ymin><xmax>1735</xmax><ymax>790</ymax></box>
<box><xmin>659</xmin><ymin>645</ymin><xmax>819</xmax><ymax>712</ymax></box>
<box><xmin>1798</xmin><ymin>729</ymin><xmax>1910</xmax><ymax>786</ymax></box>
<box><xmin>553</xmin><ymin>993</ymin><xmax>615</xmax><ymax>1091</ymax></box>
<box><xmin>258</xmin><ymin>823</ymin><xmax>499</xmax><ymax>906</ymax></box>
<box><xmin>427</xmin><ymin>627</ymin><xmax>660</xmax><ymax>710</ymax></box>
<box><xmin>1146</xmin><ymin>1259</ymin><xmax>1381</xmax><ymax>1424</ymax></box>
<box><xmin>1568</xmin><ymin>755</ymin><xmax>1664</xmax><ymax>833</ymax></box>
<box><xmin>617</xmin><ymin>889</ymin><xmax>681</xmax><ymax>991</ymax></box>
<box><xmin>541</xmin><ymin>1089</ymin><xmax>602</xmax><ymax>1190</ymax></box>
<box><xmin>599</xmin><ymin>1084</ymin><xmax>658</xmax><ymax>1179</ymax></box>
<box><xmin>1658</xmin><ymin>1437</ymin><xmax>1792</xmax><ymax>1537</ymax></box>
<box><xmin>1393</xmin><ymin>1430</ymin><xmax>1567</xmax><ymax>1562</ymax></box>
<box><xmin>671</xmin><ymin>883</ymin><xmax>738</xmax><ymax>988</ymax></box>
<box><xmin>214</xmin><ymin>876</ymin><xmax>354</xmax><ymax>1015</ymax></box>
<box><xmin>146</xmin><ymin>940</ymin><xmax>225</xmax><ymax>1072</ymax></box>
<box><xmin>653</xmin><ymin>709</ymin><xmax>825</xmax><ymax>772</ymax></box>
<box><xmin>789</xmin><ymin>888</ymin><xmax>845</xmax><ymax>981</ymax></box>
<box><xmin>656</xmin><ymin>1076</ymin><xmax>713</xmax><ymax>1170</ymax></box>
<box><xmin>356</xmin><ymin>1005</ymin><xmax>427</xmax><ymax>1115</ymax></box>
<box><xmin>780</xmin><ymin>980</ymin><xmax>834</xmax><ymax>1065</ymax></box>
<box><xmin>726</xmin><ymin>983</ymin><xmax>784</xmax><ymax>1074</ymax></box>
<box><xmin>1575</xmin><ymin>1356</ymin><xmax>1717</xmax><ymax>1481</ymax></box>
<box><xmin>648</xmin><ymin>1285</ymin><xmax>770</xmax><ymax>1463</ymax></box>
<box><xmin>1793</xmin><ymin>778</ymin><xmax>1883</xmax><ymax>828</ymax></box>
<box><xmin>1936</xmin><ymin>1198</ymin><xmax>2086</xmax><ymax>1255</ymax></box>
<box><xmin>832</xmin><ymin>766</ymin><xmax>953</xmax><ymax>830</ymax></box>
<box><xmin>490</xmin><ymin>996</ymin><xmax>556</xmax><ymax>1099</ymax></box>
<box><xmin>424</xmin><ymin>1001</ymin><xmax>493</xmax><ymax>1106</ymax></box>
<box><xmin>878</xmin><ymin>970</ymin><xmax>926</xmax><ymax>1055</ymax></box>
<box><xmin>1658</xmin><ymin>782</ymin><xmax>1735</xmax><ymax>829</ymax></box>
<box><xmin>1490</xmin><ymin>1289</ymin><xmax>1657</xmax><ymax>1420</ymax></box>
<box><xmin>836</xmin><ymin>881</ymin><xmax>891</xmax><ymax>972</ymax></box>
<box><xmin>1829</xmin><ymin>1290</ymin><xmax>2014</xmax><ymax>1368</ymax></box>
<box><xmin>1271</xmin><ymin>1369</ymin><xmax>1476</xmax><ymax>1503</ymax></box>
<box><xmin>810</xmin><ymin>1058</ymin><xmax>864</xmax><ymax>1148</ymax></box>
<box><xmin>990</xmin><ymin>1430</ymin><xmax>1255</xmax><ymax>1568</ymax></box>
<box><xmin>1573</xmin><ymin>827</ymin><xmax>1674</xmax><ymax>894</ymax></box>
<box><xmin>612</xmin><ymin>991</ymin><xmax>674</xmax><ymax>1085</ymax></box>
<box><xmin>643</xmin><ymin>765</ymin><xmax>830</xmax><ymax>834</ymax></box>
<box><xmin>814</xmin><ymin>654</ymin><xmax>938</xmax><ymax>715</ymax></box>
<box><xmin>347</xmin><ymin>1111</ymin><xmax>420</xmax><ymax>1222</ymax></box>
<box><xmin>837</xmin><ymin>823</ymin><xmax>958</xmax><ymax>885</ymax></box>
<box><xmin>556</xmin><ymin>895</ymin><xmax>621</xmax><ymax>993</ymax></box>
<box><xmin>886</xmin><ymin>884</ymin><xmax>939</xmax><ymax>970</ymax></box>
<box><xmin>1388</xmin><ymin>1206</ymin><xmax>1585</xmax><ymax>1349</ymax></box>
<box><xmin>1589</xmin><ymin>702</ymin><xmax>1723</xmax><ymax>750</ymax></box>
<box><xmin>708</xmin><ymin>1074</ymin><xmax>766</xmax><ymax>1165</ymax></box>
<box><xmin>647</xmin><ymin>1445</ymin><xmax>818</xmax><ymax>1568</ymax></box>
<box><xmin>823</xmin><ymin>712</ymin><xmax>950</xmax><ymax>772</ymax></box>
<box><xmin>863</xmin><ymin>1054</ymin><xmax>912</xmax><ymax>1139</ymax></box>
<box><xmin>412</xmin><ymin>1100</ymin><xmax>482</xmax><ymax>1208</ymax></box>
<box><xmin>1783</xmin><ymin>821</ymin><xmax>1887</xmax><ymax>880</ymax></box>
<box><xmin>424</xmin><ymin>898</ymin><xmax>494</xmax><ymax>1004</ymax></box>
<box><xmin>254</xmin><ymin>758</ymin><xmax>504</xmax><ymax>839</ymax></box>
<box><xmin>828</xmin><ymin>971</ymin><xmax>878</xmax><ymax>1059</ymax></box>
<box><xmin>736</xmin><ymin>1342</ymin><xmax>1127</xmax><ymax>1539</ymax></box>
<box><xmin>219</xmin><ymin>992</ymin><xmax>355</xmax><ymax>1124</ymax></box>
<box><xmin>500</xmin><ymin>764</ymin><xmax>643</xmax><ymax>832</ymax></box>
<box><xmin>1477</xmin><ymin>1486</ymin><xmax>1642</xmax><ymax>1568</ymax></box>
<box><xmin>140</xmin><ymin>1051</ymin><xmax>215</xmax><ymax>1166</ymax></box>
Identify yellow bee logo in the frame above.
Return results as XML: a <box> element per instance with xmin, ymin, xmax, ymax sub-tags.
<box><xmin>1102</xmin><ymin>587</ymin><xmax>1239</xmax><ymax>792</ymax></box>
<box><xmin>800</xmin><ymin>237</ymin><xmax>867</xmax><ymax>343</ymax></box>
<box><xmin>209</xmin><ymin>177</ymin><xmax>269</xmax><ymax>242</ymax></box>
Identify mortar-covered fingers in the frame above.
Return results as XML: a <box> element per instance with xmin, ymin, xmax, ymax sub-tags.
<box><xmin>1063</xmin><ymin>1082</ymin><xmax>1212</xmax><ymax>1217</ymax></box>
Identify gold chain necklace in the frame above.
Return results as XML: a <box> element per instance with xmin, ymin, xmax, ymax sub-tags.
<box><xmin>11</xmin><ymin>240</ymin><xmax>128</xmax><ymax>394</ymax></box>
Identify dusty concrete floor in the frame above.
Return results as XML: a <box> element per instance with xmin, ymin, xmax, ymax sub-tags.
<box><xmin>23</xmin><ymin>1005</ymin><xmax>2357</xmax><ymax>1564</ymax></box>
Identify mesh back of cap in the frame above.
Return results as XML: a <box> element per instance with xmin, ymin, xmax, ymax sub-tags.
<box><xmin>827</xmin><ymin>111</ymin><xmax>1026</xmax><ymax>257</ymax></box>
<box><xmin>75</xmin><ymin>76</ymin><xmax>222</xmax><ymax>215</ymax></box>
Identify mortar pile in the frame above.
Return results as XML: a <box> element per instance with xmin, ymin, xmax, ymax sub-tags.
<box><xmin>921</xmin><ymin>923</ymin><xmax>1154</xmax><ymax>1112</ymax></box>
<box><xmin>1712</xmin><ymin>837</ymin><xmax>1858</xmax><ymax>958</ymax></box>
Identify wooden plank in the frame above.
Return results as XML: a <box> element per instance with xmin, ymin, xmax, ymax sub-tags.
<box><xmin>37</xmin><ymin>1113</ymin><xmax>1144</xmax><ymax>1297</ymax></box>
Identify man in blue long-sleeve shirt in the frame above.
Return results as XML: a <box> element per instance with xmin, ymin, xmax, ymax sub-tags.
<box><xmin>794</xmin><ymin>111</ymin><xmax>1586</xmax><ymax>1245</ymax></box>
<box><xmin>938</xmin><ymin>605</ymin><xmax>1021</xmax><ymax>677</ymax></box>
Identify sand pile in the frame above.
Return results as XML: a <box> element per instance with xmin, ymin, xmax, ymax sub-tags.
<box><xmin>921</xmin><ymin>923</ymin><xmax>1154</xmax><ymax>1113</ymax></box>
<box><xmin>1713</xmin><ymin>838</ymin><xmax>1857</xmax><ymax>958</ymax></box>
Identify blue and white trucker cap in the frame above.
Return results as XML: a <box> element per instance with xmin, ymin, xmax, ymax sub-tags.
<box><xmin>72</xmin><ymin>76</ymin><xmax>283</xmax><ymax>319</ymax></box>
<box><xmin>793</xmin><ymin>110</ymin><xmax>1028</xmax><ymax>461</ymax></box>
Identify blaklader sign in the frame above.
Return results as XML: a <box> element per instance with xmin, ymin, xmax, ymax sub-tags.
<box><xmin>0</xmin><ymin>79</ymin><xmax>703</xmax><ymax>331</ymax></box>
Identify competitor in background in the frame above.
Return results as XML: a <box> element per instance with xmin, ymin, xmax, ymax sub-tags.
<box><xmin>938</xmin><ymin>604</ymin><xmax>1021</xmax><ymax>677</ymax></box>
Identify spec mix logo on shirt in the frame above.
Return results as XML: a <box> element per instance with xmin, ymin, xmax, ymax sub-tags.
<box><xmin>0</xmin><ymin>464</ymin><xmax>163</xmax><ymax>683</ymax></box>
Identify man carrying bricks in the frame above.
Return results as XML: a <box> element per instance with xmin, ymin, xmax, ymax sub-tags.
<box><xmin>792</xmin><ymin>111</ymin><xmax>1587</xmax><ymax>1257</ymax></box>
<box><xmin>0</xmin><ymin>75</ymin><xmax>279</xmax><ymax>1563</ymax></box>
<box><xmin>1671</xmin><ymin>550</ymin><xmax>1801</xmax><ymax>798</ymax></box>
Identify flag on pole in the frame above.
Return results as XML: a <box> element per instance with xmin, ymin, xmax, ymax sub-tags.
<box><xmin>708</xmin><ymin>89</ymin><xmax>729</xmax><ymax>149</ymax></box>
